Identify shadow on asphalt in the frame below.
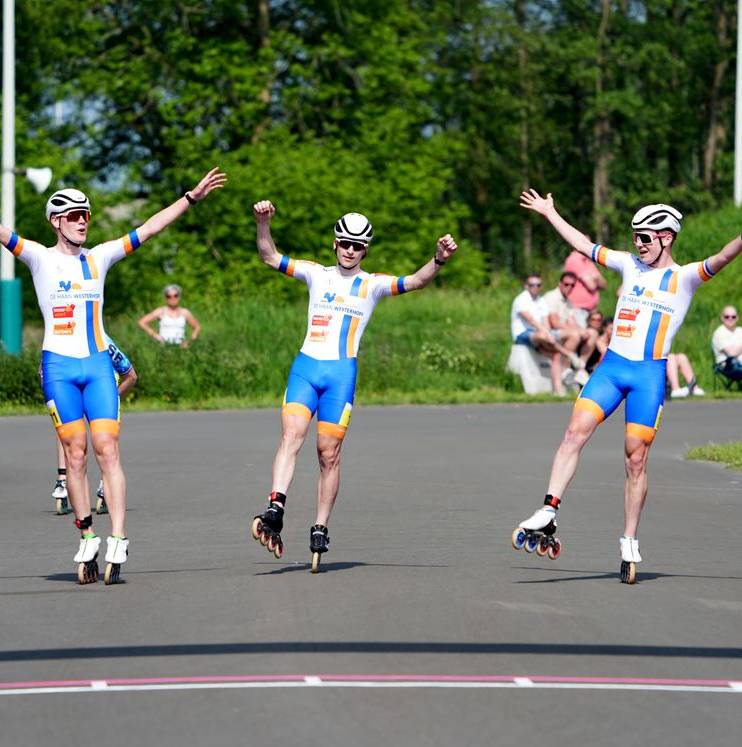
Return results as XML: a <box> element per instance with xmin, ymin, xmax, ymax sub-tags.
<box><xmin>1</xmin><ymin>642</ymin><xmax>741</xmax><ymax>663</ymax></box>
<box><xmin>254</xmin><ymin>561</ymin><xmax>448</xmax><ymax>576</ymax></box>
<box><xmin>511</xmin><ymin>565</ymin><xmax>742</xmax><ymax>583</ymax></box>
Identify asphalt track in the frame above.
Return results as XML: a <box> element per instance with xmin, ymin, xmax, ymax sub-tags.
<box><xmin>1</xmin><ymin>400</ymin><xmax>741</xmax><ymax>747</ymax></box>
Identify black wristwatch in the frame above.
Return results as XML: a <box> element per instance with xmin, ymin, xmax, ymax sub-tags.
<box><xmin>184</xmin><ymin>192</ymin><xmax>197</xmax><ymax>205</ymax></box>
<box><xmin>434</xmin><ymin>257</ymin><xmax>446</xmax><ymax>266</ymax></box>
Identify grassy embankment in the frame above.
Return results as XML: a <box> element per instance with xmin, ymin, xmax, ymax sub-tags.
<box><xmin>1</xmin><ymin>203</ymin><xmax>741</xmax><ymax>414</ymax></box>
<box><xmin>686</xmin><ymin>443</ymin><xmax>742</xmax><ymax>472</ymax></box>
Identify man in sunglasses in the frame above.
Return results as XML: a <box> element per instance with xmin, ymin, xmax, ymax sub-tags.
<box><xmin>251</xmin><ymin>200</ymin><xmax>457</xmax><ymax>571</ymax></box>
<box><xmin>0</xmin><ymin>167</ymin><xmax>226</xmax><ymax>584</ymax></box>
<box><xmin>712</xmin><ymin>306</ymin><xmax>742</xmax><ymax>382</ymax></box>
<box><xmin>515</xmin><ymin>190</ymin><xmax>741</xmax><ymax>584</ymax></box>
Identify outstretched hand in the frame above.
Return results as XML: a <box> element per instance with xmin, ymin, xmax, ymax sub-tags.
<box><xmin>436</xmin><ymin>234</ymin><xmax>458</xmax><ymax>262</ymax></box>
<box><xmin>253</xmin><ymin>200</ymin><xmax>276</xmax><ymax>224</ymax></box>
<box><xmin>190</xmin><ymin>167</ymin><xmax>228</xmax><ymax>202</ymax></box>
<box><xmin>519</xmin><ymin>188</ymin><xmax>554</xmax><ymax>216</ymax></box>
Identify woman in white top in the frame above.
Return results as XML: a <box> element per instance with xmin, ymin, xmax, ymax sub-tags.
<box><xmin>138</xmin><ymin>284</ymin><xmax>201</xmax><ymax>346</ymax></box>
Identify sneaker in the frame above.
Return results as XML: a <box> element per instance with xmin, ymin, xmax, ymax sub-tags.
<box><xmin>569</xmin><ymin>353</ymin><xmax>585</xmax><ymax>370</ymax></box>
<box><xmin>691</xmin><ymin>385</ymin><xmax>705</xmax><ymax>396</ymax></box>
<box><xmin>670</xmin><ymin>386</ymin><xmax>689</xmax><ymax>399</ymax></box>
<box><xmin>573</xmin><ymin>369</ymin><xmax>590</xmax><ymax>387</ymax></box>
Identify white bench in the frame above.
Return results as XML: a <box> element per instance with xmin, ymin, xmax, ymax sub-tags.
<box><xmin>506</xmin><ymin>344</ymin><xmax>553</xmax><ymax>394</ymax></box>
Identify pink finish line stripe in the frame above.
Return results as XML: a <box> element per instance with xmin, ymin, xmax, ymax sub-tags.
<box><xmin>0</xmin><ymin>674</ymin><xmax>741</xmax><ymax>693</ymax></box>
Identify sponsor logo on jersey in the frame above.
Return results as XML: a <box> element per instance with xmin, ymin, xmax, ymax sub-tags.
<box><xmin>53</xmin><ymin>321</ymin><xmax>76</xmax><ymax>335</ymax></box>
<box><xmin>631</xmin><ymin>285</ymin><xmax>654</xmax><ymax>298</ymax></box>
<box><xmin>58</xmin><ymin>280</ymin><xmax>82</xmax><ymax>292</ymax></box>
<box><xmin>322</xmin><ymin>292</ymin><xmax>346</xmax><ymax>304</ymax></box>
<box><xmin>618</xmin><ymin>307</ymin><xmax>641</xmax><ymax>322</ymax></box>
<box><xmin>311</xmin><ymin>314</ymin><xmax>333</xmax><ymax>327</ymax></box>
<box><xmin>616</xmin><ymin>324</ymin><xmax>635</xmax><ymax>338</ymax></box>
<box><xmin>309</xmin><ymin>331</ymin><xmax>329</xmax><ymax>341</ymax></box>
<box><xmin>52</xmin><ymin>304</ymin><xmax>75</xmax><ymax>319</ymax></box>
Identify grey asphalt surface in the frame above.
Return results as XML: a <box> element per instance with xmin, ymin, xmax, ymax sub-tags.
<box><xmin>1</xmin><ymin>401</ymin><xmax>741</xmax><ymax>747</ymax></box>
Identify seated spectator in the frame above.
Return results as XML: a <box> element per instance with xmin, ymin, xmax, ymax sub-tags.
<box><xmin>584</xmin><ymin>311</ymin><xmax>610</xmax><ymax>372</ymax></box>
<box><xmin>564</xmin><ymin>249</ymin><xmax>607</xmax><ymax>326</ymax></box>
<box><xmin>511</xmin><ymin>273</ymin><xmax>583</xmax><ymax>396</ymax></box>
<box><xmin>711</xmin><ymin>306</ymin><xmax>742</xmax><ymax>381</ymax></box>
<box><xmin>666</xmin><ymin>353</ymin><xmax>705</xmax><ymax>398</ymax></box>
<box><xmin>543</xmin><ymin>272</ymin><xmax>598</xmax><ymax>371</ymax></box>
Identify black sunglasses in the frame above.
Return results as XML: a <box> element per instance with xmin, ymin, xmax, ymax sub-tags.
<box><xmin>337</xmin><ymin>239</ymin><xmax>367</xmax><ymax>252</ymax></box>
<box><xmin>723</xmin><ymin>314</ymin><xmax>737</xmax><ymax>320</ymax></box>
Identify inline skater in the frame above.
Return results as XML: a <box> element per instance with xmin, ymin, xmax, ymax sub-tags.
<box><xmin>1</xmin><ymin>167</ymin><xmax>226</xmax><ymax>584</ymax></box>
<box><xmin>251</xmin><ymin>200</ymin><xmax>458</xmax><ymax>572</ymax></box>
<box><xmin>514</xmin><ymin>189</ymin><xmax>741</xmax><ymax>583</ymax></box>
<box><xmin>49</xmin><ymin>336</ymin><xmax>138</xmax><ymax>515</ymax></box>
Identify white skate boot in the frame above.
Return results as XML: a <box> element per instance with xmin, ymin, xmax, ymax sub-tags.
<box><xmin>52</xmin><ymin>479</ymin><xmax>70</xmax><ymax>515</ymax></box>
<box><xmin>104</xmin><ymin>536</ymin><xmax>129</xmax><ymax>585</ymax></box>
<box><xmin>619</xmin><ymin>536</ymin><xmax>641</xmax><ymax>584</ymax></box>
<box><xmin>74</xmin><ymin>535</ymin><xmax>101</xmax><ymax>584</ymax></box>
<box><xmin>512</xmin><ymin>496</ymin><xmax>562</xmax><ymax>559</ymax></box>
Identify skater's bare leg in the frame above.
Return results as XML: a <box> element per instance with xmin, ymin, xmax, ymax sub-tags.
<box><xmin>56</xmin><ymin>437</ymin><xmax>65</xmax><ymax>472</ymax></box>
<box><xmin>546</xmin><ymin>407</ymin><xmax>601</xmax><ymax>498</ymax></box>
<box><xmin>623</xmin><ymin>434</ymin><xmax>652</xmax><ymax>537</ymax></box>
<box><xmin>90</xmin><ymin>429</ymin><xmax>126</xmax><ymax>537</ymax></box>
<box><xmin>315</xmin><ymin>433</ymin><xmax>343</xmax><ymax>526</ymax></box>
<box><xmin>59</xmin><ymin>430</ymin><xmax>91</xmax><ymax>529</ymax></box>
<box><xmin>272</xmin><ymin>412</ymin><xmax>312</xmax><ymax>495</ymax></box>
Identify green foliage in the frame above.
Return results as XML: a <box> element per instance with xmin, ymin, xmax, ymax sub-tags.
<box><xmin>686</xmin><ymin>442</ymin><xmax>742</xmax><ymax>472</ymax></box>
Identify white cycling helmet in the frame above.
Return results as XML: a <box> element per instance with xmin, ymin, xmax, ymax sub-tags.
<box><xmin>334</xmin><ymin>212</ymin><xmax>373</xmax><ymax>244</ymax></box>
<box><xmin>631</xmin><ymin>203</ymin><xmax>682</xmax><ymax>234</ymax></box>
<box><xmin>45</xmin><ymin>188</ymin><xmax>91</xmax><ymax>221</ymax></box>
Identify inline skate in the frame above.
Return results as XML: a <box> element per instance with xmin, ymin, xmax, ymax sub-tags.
<box><xmin>104</xmin><ymin>535</ymin><xmax>128</xmax><ymax>585</ymax></box>
<box><xmin>53</xmin><ymin>478</ymin><xmax>70</xmax><ymax>515</ymax></box>
<box><xmin>511</xmin><ymin>495</ymin><xmax>562</xmax><ymax>560</ymax></box>
<box><xmin>95</xmin><ymin>480</ymin><xmax>107</xmax><ymax>514</ymax></box>
<box><xmin>251</xmin><ymin>494</ymin><xmax>285</xmax><ymax>559</ymax></box>
<box><xmin>310</xmin><ymin>524</ymin><xmax>330</xmax><ymax>573</ymax></box>
<box><xmin>619</xmin><ymin>535</ymin><xmax>641</xmax><ymax>584</ymax></box>
<box><xmin>74</xmin><ymin>533</ymin><xmax>100</xmax><ymax>584</ymax></box>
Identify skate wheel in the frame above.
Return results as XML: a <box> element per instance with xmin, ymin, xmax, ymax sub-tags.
<box><xmin>511</xmin><ymin>527</ymin><xmax>526</xmax><ymax>550</ymax></box>
<box><xmin>95</xmin><ymin>497</ymin><xmax>107</xmax><ymax>515</ymax></box>
<box><xmin>536</xmin><ymin>537</ymin><xmax>549</xmax><ymax>557</ymax></box>
<box><xmin>56</xmin><ymin>498</ymin><xmax>69</xmax><ymax>515</ymax></box>
<box><xmin>524</xmin><ymin>534</ymin><xmax>539</xmax><ymax>554</ymax></box>
<box><xmin>273</xmin><ymin>540</ymin><xmax>283</xmax><ymax>560</ymax></box>
<box><xmin>267</xmin><ymin>535</ymin><xmax>276</xmax><ymax>553</ymax></box>
<box><xmin>104</xmin><ymin>563</ymin><xmax>120</xmax><ymax>585</ymax></box>
<box><xmin>251</xmin><ymin>517</ymin><xmax>263</xmax><ymax>541</ymax></box>
<box><xmin>620</xmin><ymin>561</ymin><xmax>636</xmax><ymax>585</ymax></box>
<box><xmin>311</xmin><ymin>552</ymin><xmax>321</xmax><ymax>574</ymax></box>
<box><xmin>77</xmin><ymin>560</ymin><xmax>99</xmax><ymax>585</ymax></box>
<box><xmin>548</xmin><ymin>538</ymin><xmax>561</xmax><ymax>560</ymax></box>
<box><xmin>260</xmin><ymin>529</ymin><xmax>270</xmax><ymax>546</ymax></box>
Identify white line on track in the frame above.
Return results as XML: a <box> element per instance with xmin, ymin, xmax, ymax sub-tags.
<box><xmin>1</xmin><ymin>675</ymin><xmax>741</xmax><ymax>697</ymax></box>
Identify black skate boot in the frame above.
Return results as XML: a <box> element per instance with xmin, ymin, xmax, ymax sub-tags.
<box><xmin>251</xmin><ymin>494</ymin><xmax>285</xmax><ymax>559</ymax></box>
<box><xmin>309</xmin><ymin>524</ymin><xmax>330</xmax><ymax>574</ymax></box>
<box><xmin>95</xmin><ymin>481</ymin><xmax>107</xmax><ymax>515</ymax></box>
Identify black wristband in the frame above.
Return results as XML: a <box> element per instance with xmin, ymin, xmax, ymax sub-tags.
<box><xmin>434</xmin><ymin>257</ymin><xmax>446</xmax><ymax>266</ymax></box>
<box><xmin>184</xmin><ymin>192</ymin><xmax>197</xmax><ymax>205</ymax></box>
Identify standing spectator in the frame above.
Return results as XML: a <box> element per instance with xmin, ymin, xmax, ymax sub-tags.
<box><xmin>712</xmin><ymin>305</ymin><xmax>742</xmax><ymax>381</ymax></box>
<box><xmin>138</xmin><ymin>284</ymin><xmax>201</xmax><ymax>347</ymax></box>
<box><xmin>543</xmin><ymin>271</ymin><xmax>598</xmax><ymax>372</ymax></box>
<box><xmin>511</xmin><ymin>273</ymin><xmax>583</xmax><ymax>395</ymax></box>
<box><xmin>564</xmin><ymin>248</ymin><xmax>607</xmax><ymax>325</ymax></box>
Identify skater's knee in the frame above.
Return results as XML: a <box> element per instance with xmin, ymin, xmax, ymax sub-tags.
<box><xmin>280</xmin><ymin>426</ymin><xmax>306</xmax><ymax>452</ymax></box>
<box><xmin>317</xmin><ymin>437</ymin><xmax>342</xmax><ymax>471</ymax></box>
<box><xmin>561</xmin><ymin>425</ymin><xmax>590</xmax><ymax>450</ymax></box>
<box><xmin>92</xmin><ymin>434</ymin><xmax>120</xmax><ymax>471</ymax></box>
<box><xmin>62</xmin><ymin>435</ymin><xmax>87</xmax><ymax>474</ymax></box>
<box><xmin>624</xmin><ymin>446</ymin><xmax>648</xmax><ymax>480</ymax></box>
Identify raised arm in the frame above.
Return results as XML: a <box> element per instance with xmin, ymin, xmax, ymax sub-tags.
<box><xmin>0</xmin><ymin>223</ymin><xmax>13</xmax><ymax>248</ymax></box>
<box><xmin>253</xmin><ymin>200</ymin><xmax>282</xmax><ymax>269</ymax></box>
<box><xmin>705</xmin><ymin>235</ymin><xmax>742</xmax><ymax>276</ymax></box>
<box><xmin>135</xmin><ymin>167</ymin><xmax>227</xmax><ymax>244</ymax></box>
<box><xmin>520</xmin><ymin>189</ymin><xmax>594</xmax><ymax>258</ymax></box>
<box><xmin>402</xmin><ymin>235</ymin><xmax>458</xmax><ymax>292</ymax></box>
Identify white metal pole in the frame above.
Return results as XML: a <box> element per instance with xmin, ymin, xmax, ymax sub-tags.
<box><xmin>1</xmin><ymin>0</ymin><xmax>16</xmax><ymax>262</ymax></box>
<box><xmin>735</xmin><ymin>0</ymin><xmax>742</xmax><ymax>205</ymax></box>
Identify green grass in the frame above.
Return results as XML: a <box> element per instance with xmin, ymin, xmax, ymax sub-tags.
<box><xmin>686</xmin><ymin>442</ymin><xmax>742</xmax><ymax>472</ymax></box>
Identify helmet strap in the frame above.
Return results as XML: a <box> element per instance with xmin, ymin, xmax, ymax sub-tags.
<box><xmin>54</xmin><ymin>219</ymin><xmax>83</xmax><ymax>248</ymax></box>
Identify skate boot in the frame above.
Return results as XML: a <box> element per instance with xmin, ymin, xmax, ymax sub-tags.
<box><xmin>53</xmin><ymin>479</ymin><xmax>70</xmax><ymax>515</ymax></box>
<box><xmin>512</xmin><ymin>495</ymin><xmax>562</xmax><ymax>560</ymax></box>
<box><xmin>309</xmin><ymin>524</ymin><xmax>330</xmax><ymax>574</ymax></box>
<box><xmin>95</xmin><ymin>480</ymin><xmax>107</xmax><ymax>515</ymax></box>
<box><xmin>74</xmin><ymin>533</ymin><xmax>101</xmax><ymax>584</ymax></box>
<box><xmin>619</xmin><ymin>536</ymin><xmax>641</xmax><ymax>585</ymax></box>
<box><xmin>104</xmin><ymin>535</ymin><xmax>128</xmax><ymax>585</ymax></box>
<box><xmin>251</xmin><ymin>494</ymin><xmax>285</xmax><ymax>559</ymax></box>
